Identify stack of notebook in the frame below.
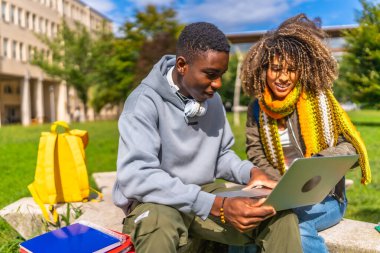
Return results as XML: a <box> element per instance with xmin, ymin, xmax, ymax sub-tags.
<box><xmin>19</xmin><ymin>221</ymin><xmax>134</xmax><ymax>253</ymax></box>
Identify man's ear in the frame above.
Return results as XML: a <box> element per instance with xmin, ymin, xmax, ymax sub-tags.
<box><xmin>176</xmin><ymin>56</ymin><xmax>188</xmax><ymax>76</ymax></box>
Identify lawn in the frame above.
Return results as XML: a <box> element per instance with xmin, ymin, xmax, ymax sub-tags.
<box><xmin>0</xmin><ymin>111</ymin><xmax>379</xmax><ymax>251</ymax></box>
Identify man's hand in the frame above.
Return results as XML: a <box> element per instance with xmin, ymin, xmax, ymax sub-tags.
<box><xmin>225</xmin><ymin>197</ymin><xmax>276</xmax><ymax>232</ymax></box>
<box><xmin>211</xmin><ymin>196</ymin><xmax>276</xmax><ymax>232</ymax></box>
<box><xmin>244</xmin><ymin>167</ymin><xmax>278</xmax><ymax>190</ymax></box>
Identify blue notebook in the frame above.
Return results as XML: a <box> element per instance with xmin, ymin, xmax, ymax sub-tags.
<box><xmin>20</xmin><ymin>223</ymin><xmax>122</xmax><ymax>253</ymax></box>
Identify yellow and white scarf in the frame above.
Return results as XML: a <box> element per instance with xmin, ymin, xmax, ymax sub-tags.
<box><xmin>259</xmin><ymin>85</ymin><xmax>371</xmax><ymax>185</ymax></box>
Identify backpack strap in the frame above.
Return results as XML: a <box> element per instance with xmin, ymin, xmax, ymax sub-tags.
<box><xmin>51</xmin><ymin>121</ymin><xmax>69</xmax><ymax>133</ymax></box>
<box><xmin>252</xmin><ymin>99</ymin><xmax>260</xmax><ymax>127</ymax></box>
<box><xmin>28</xmin><ymin>132</ymin><xmax>59</xmax><ymax>223</ymax></box>
<box><xmin>64</xmin><ymin>134</ymin><xmax>90</xmax><ymax>200</ymax></box>
<box><xmin>65</xmin><ymin>132</ymin><xmax>103</xmax><ymax>202</ymax></box>
<box><xmin>44</xmin><ymin>133</ymin><xmax>59</xmax><ymax>204</ymax></box>
<box><xmin>28</xmin><ymin>183</ymin><xmax>58</xmax><ymax>223</ymax></box>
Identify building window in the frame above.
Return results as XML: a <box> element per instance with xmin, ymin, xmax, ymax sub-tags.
<box><xmin>4</xmin><ymin>85</ymin><xmax>12</xmax><ymax>94</ymax></box>
<box><xmin>28</xmin><ymin>45</ymin><xmax>33</xmax><ymax>61</ymax></box>
<box><xmin>25</xmin><ymin>11</ymin><xmax>29</xmax><ymax>29</ymax></box>
<box><xmin>32</xmin><ymin>14</ymin><xmax>36</xmax><ymax>31</ymax></box>
<box><xmin>10</xmin><ymin>4</ymin><xmax>14</xmax><ymax>23</ymax></box>
<box><xmin>51</xmin><ymin>22</ymin><xmax>55</xmax><ymax>37</ymax></box>
<box><xmin>45</xmin><ymin>19</ymin><xmax>49</xmax><ymax>35</ymax></box>
<box><xmin>64</xmin><ymin>1</ymin><xmax>70</xmax><ymax>17</ymax></box>
<box><xmin>2</xmin><ymin>38</ymin><xmax>8</xmax><ymax>57</ymax></box>
<box><xmin>1</xmin><ymin>1</ymin><xmax>6</xmax><ymax>21</ymax></box>
<box><xmin>18</xmin><ymin>7</ymin><xmax>22</xmax><ymax>27</ymax></box>
<box><xmin>39</xmin><ymin>17</ymin><xmax>43</xmax><ymax>33</ymax></box>
<box><xmin>19</xmin><ymin>43</ymin><xmax>24</xmax><ymax>61</ymax></box>
<box><xmin>12</xmin><ymin>40</ymin><xmax>16</xmax><ymax>59</ymax></box>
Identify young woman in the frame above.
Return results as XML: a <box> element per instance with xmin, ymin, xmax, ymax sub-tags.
<box><xmin>232</xmin><ymin>14</ymin><xmax>371</xmax><ymax>253</ymax></box>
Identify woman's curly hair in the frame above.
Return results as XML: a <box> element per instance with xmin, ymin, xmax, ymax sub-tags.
<box><xmin>241</xmin><ymin>13</ymin><xmax>338</xmax><ymax>98</ymax></box>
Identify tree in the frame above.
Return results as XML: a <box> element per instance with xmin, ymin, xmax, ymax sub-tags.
<box><xmin>90</xmin><ymin>5</ymin><xmax>184</xmax><ymax>112</ymax></box>
<box><xmin>335</xmin><ymin>0</ymin><xmax>380</xmax><ymax>108</ymax></box>
<box><xmin>134</xmin><ymin>32</ymin><xmax>177</xmax><ymax>83</ymax></box>
<box><xmin>33</xmin><ymin>21</ymin><xmax>102</xmax><ymax>117</ymax></box>
<box><xmin>122</xmin><ymin>5</ymin><xmax>184</xmax><ymax>83</ymax></box>
<box><xmin>89</xmin><ymin>35</ymin><xmax>137</xmax><ymax>112</ymax></box>
<box><xmin>220</xmin><ymin>53</ymin><xmax>251</xmax><ymax>110</ymax></box>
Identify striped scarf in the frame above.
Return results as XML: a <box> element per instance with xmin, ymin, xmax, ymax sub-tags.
<box><xmin>259</xmin><ymin>86</ymin><xmax>371</xmax><ymax>185</ymax></box>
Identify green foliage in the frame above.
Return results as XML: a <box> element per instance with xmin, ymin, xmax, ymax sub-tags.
<box><xmin>122</xmin><ymin>5</ymin><xmax>184</xmax><ymax>84</ymax></box>
<box><xmin>122</xmin><ymin>5</ymin><xmax>183</xmax><ymax>46</ymax></box>
<box><xmin>33</xmin><ymin>21</ymin><xmax>100</xmax><ymax>114</ymax></box>
<box><xmin>335</xmin><ymin>0</ymin><xmax>380</xmax><ymax>108</ymax></box>
<box><xmin>33</xmin><ymin>18</ymin><xmax>155</xmax><ymax>114</ymax></box>
<box><xmin>135</xmin><ymin>32</ymin><xmax>177</xmax><ymax>84</ymax></box>
<box><xmin>90</xmin><ymin>37</ymin><xmax>137</xmax><ymax>112</ymax></box>
<box><xmin>220</xmin><ymin>53</ymin><xmax>251</xmax><ymax>109</ymax></box>
<box><xmin>91</xmin><ymin>5</ymin><xmax>184</xmax><ymax>112</ymax></box>
<box><xmin>220</xmin><ymin>54</ymin><xmax>238</xmax><ymax>108</ymax></box>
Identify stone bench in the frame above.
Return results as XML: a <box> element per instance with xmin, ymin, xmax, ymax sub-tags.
<box><xmin>320</xmin><ymin>219</ymin><xmax>380</xmax><ymax>253</ymax></box>
<box><xmin>1</xmin><ymin>172</ymin><xmax>379</xmax><ymax>252</ymax></box>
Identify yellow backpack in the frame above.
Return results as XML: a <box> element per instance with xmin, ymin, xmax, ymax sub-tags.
<box><xmin>28</xmin><ymin>121</ymin><xmax>101</xmax><ymax>223</ymax></box>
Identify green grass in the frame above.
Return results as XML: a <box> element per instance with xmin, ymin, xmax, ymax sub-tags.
<box><xmin>343</xmin><ymin>110</ymin><xmax>380</xmax><ymax>222</ymax></box>
<box><xmin>0</xmin><ymin>121</ymin><xmax>119</xmax><ymax>250</ymax></box>
<box><xmin>0</xmin><ymin>110</ymin><xmax>379</xmax><ymax>251</ymax></box>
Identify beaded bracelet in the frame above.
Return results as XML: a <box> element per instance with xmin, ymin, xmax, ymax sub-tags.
<box><xmin>220</xmin><ymin>197</ymin><xmax>226</xmax><ymax>223</ymax></box>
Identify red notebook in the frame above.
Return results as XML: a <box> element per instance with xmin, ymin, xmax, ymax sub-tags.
<box><xmin>106</xmin><ymin>229</ymin><xmax>135</xmax><ymax>253</ymax></box>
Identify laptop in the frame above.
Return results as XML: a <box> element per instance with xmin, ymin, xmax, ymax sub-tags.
<box><xmin>216</xmin><ymin>154</ymin><xmax>358</xmax><ymax>211</ymax></box>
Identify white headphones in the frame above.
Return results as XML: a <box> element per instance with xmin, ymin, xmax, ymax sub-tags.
<box><xmin>184</xmin><ymin>100</ymin><xmax>208</xmax><ymax>118</ymax></box>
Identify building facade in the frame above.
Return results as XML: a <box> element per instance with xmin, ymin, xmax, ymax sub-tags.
<box><xmin>226</xmin><ymin>25</ymin><xmax>357</xmax><ymax>60</ymax></box>
<box><xmin>0</xmin><ymin>0</ymin><xmax>113</xmax><ymax>126</ymax></box>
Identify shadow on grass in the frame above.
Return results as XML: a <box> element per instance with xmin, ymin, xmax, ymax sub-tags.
<box><xmin>348</xmin><ymin>208</ymin><xmax>380</xmax><ymax>224</ymax></box>
<box><xmin>352</xmin><ymin>121</ymin><xmax>380</xmax><ymax>127</ymax></box>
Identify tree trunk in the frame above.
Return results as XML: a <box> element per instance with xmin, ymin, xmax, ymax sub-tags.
<box><xmin>233</xmin><ymin>47</ymin><xmax>244</xmax><ymax>126</ymax></box>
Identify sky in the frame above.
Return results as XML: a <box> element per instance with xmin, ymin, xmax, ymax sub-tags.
<box><xmin>80</xmin><ymin>0</ymin><xmax>377</xmax><ymax>35</ymax></box>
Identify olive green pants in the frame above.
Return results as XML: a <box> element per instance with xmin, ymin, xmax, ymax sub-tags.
<box><xmin>122</xmin><ymin>183</ymin><xmax>302</xmax><ymax>253</ymax></box>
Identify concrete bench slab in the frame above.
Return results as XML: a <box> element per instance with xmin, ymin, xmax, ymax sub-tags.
<box><xmin>0</xmin><ymin>198</ymin><xmax>83</xmax><ymax>239</ymax></box>
<box><xmin>320</xmin><ymin>218</ymin><xmax>380</xmax><ymax>253</ymax></box>
<box><xmin>1</xmin><ymin>171</ymin><xmax>379</xmax><ymax>253</ymax></box>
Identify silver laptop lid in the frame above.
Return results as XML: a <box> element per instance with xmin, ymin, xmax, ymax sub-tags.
<box><xmin>264</xmin><ymin>154</ymin><xmax>358</xmax><ymax>210</ymax></box>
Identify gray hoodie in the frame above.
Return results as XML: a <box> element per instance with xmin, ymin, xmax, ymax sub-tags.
<box><xmin>112</xmin><ymin>55</ymin><xmax>253</xmax><ymax>220</ymax></box>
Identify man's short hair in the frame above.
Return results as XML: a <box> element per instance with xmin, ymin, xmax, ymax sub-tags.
<box><xmin>176</xmin><ymin>22</ymin><xmax>230</xmax><ymax>62</ymax></box>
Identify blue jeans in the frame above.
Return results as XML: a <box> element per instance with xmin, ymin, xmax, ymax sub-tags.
<box><xmin>229</xmin><ymin>194</ymin><xmax>347</xmax><ymax>253</ymax></box>
<box><xmin>294</xmin><ymin>194</ymin><xmax>347</xmax><ymax>253</ymax></box>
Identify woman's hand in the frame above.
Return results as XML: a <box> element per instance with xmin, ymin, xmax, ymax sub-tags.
<box><xmin>244</xmin><ymin>167</ymin><xmax>278</xmax><ymax>190</ymax></box>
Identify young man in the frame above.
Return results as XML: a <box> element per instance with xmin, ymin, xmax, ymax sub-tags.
<box><xmin>112</xmin><ymin>22</ymin><xmax>302</xmax><ymax>253</ymax></box>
